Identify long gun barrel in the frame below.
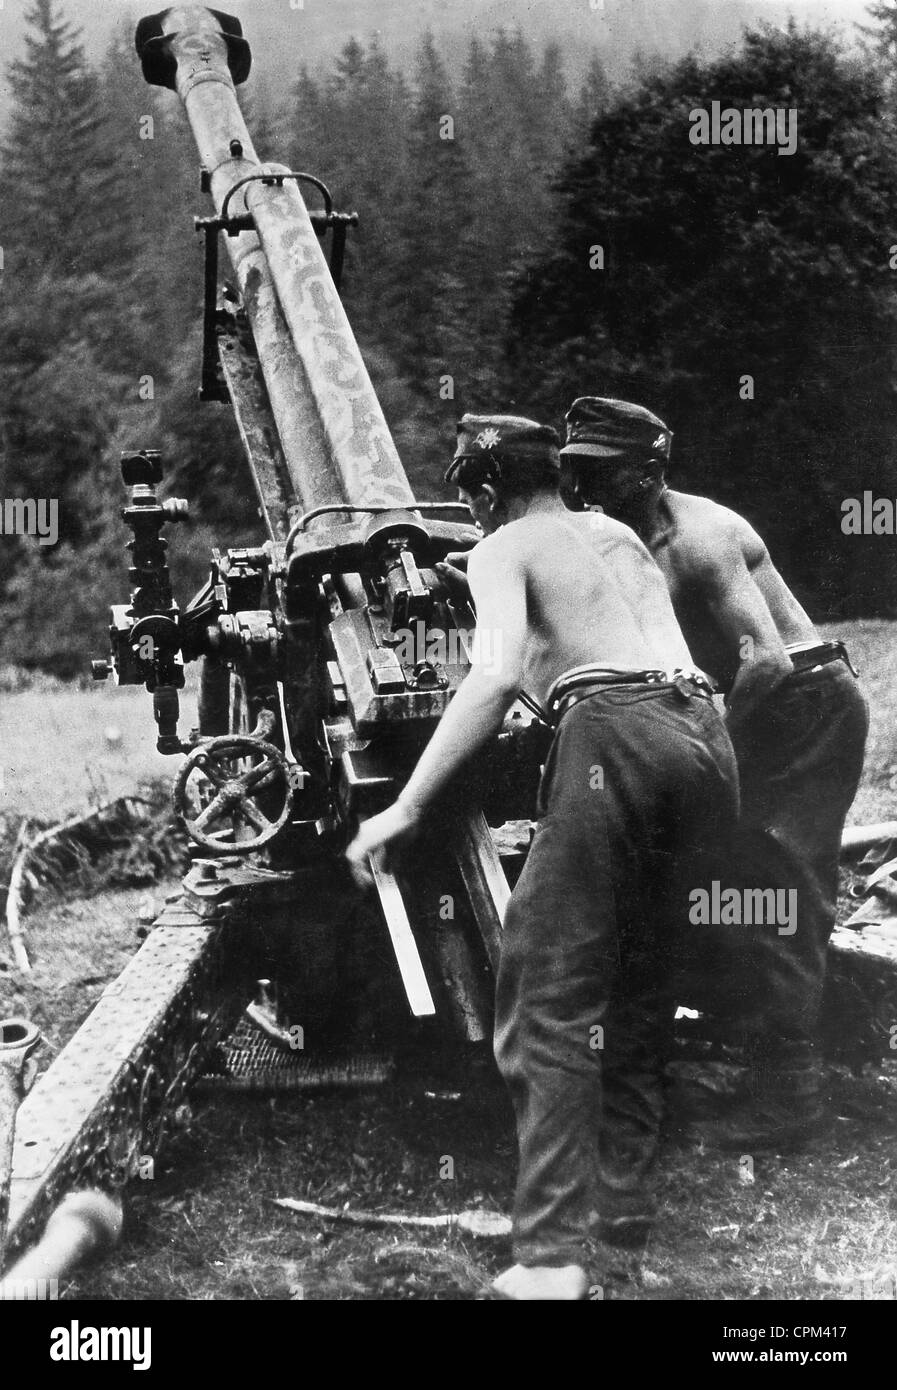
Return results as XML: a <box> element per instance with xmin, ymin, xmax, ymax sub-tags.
<box><xmin>135</xmin><ymin>5</ymin><xmax>415</xmax><ymax>513</ymax></box>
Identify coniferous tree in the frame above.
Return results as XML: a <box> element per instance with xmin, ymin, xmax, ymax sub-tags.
<box><xmin>863</xmin><ymin>0</ymin><xmax>897</xmax><ymax>58</ymax></box>
<box><xmin>392</xmin><ymin>35</ymin><xmax>471</xmax><ymax>391</ymax></box>
<box><xmin>287</xmin><ymin>40</ymin><xmax>410</xmax><ymax>325</ymax></box>
<box><xmin>2</xmin><ymin>0</ymin><xmax>125</xmax><ymax>277</ymax></box>
<box><xmin>455</xmin><ymin>29</ymin><xmax>575</xmax><ymax>411</ymax></box>
<box><xmin>0</xmin><ymin>0</ymin><xmax>130</xmax><ymax>560</ymax></box>
<box><xmin>290</xmin><ymin>65</ymin><xmax>333</xmax><ymax>174</ymax></box>
<box><xmin>572</xmin><ymin>52</ymin><xmax>611</xmax><ymax>144</ymax></box>
<box><xmin>333</xmin><ymin>36</ymin><xmax>366</xmax><ymax>91</ymax></box>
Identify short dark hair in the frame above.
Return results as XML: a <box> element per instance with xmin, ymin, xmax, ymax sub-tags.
<box><xmin>448</xmin><ymin>450</ymin><xmax>560</xmax><ymax>500</ymax></box>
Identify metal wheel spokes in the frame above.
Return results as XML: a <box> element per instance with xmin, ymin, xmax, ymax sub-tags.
<box><xmin>174</xmin><ymin>735</ymin><xmax>292</xmax><ymax>853</ymax></box>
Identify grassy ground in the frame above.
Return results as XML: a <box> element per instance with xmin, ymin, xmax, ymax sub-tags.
<box><xmin>61</xmin><ymin>1050</ymin><xmax>897</xmax><ymax>1302</ymax></box>
<box><xmin>0</xmin><ymin>668</ymin><xmax>200</xmax><ymax>820</ymax></box>
<box><xmin>819</xmin><ymin>620</ymin><xmax>897</xmax><ymax>827</ymax></box>
<box><xmin>1</xmin><ymin>620</ymin><xmax>896</xmax><ymax>1300</ymax></box>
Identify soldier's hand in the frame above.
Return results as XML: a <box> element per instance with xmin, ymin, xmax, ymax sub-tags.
<box><xmin>436</xmin><ymin>553</ymin><xmax>472</xmax><ymax>605</ymax></box>
<box><xmin>345</xmin><ymin>801</ymin><xmax>421</xmax><ymax>888</ymax></box>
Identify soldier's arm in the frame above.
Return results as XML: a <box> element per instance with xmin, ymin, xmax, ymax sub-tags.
<box><xmin>346</xmin><ymin>535</ymin><xmax>526</xmax><ymax>879</ymax></box>
<box><xmin>690</xmin><ymin>521</ymin><xmax>792</xmax><ymax>737</ymax></box>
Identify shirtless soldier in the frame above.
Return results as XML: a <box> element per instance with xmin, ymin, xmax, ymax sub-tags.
<box><xmin>347</xmin><ymin>414</ymin><xmax>738</xmax><ymax>1299</ymax></box>
<box><xmin>558</xmin><ymin>396</ymin><xmax>869</xmax><ymax>1148</ymax></box>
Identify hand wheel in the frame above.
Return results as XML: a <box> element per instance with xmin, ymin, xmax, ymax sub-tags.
<box><xmin>173</xmin><ymin>734</ymin><xmax>292</xmax><ymax>854</ymax></box>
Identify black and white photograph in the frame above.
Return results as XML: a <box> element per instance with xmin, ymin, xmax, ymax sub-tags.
<box><xmin>0</xmin><ymin>0</ymin><xmax>894</xmax><ymax>1337</ymax></box>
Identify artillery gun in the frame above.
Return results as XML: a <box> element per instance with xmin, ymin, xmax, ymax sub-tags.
<box><xmin>0</xmin><ymin>5</ymin><xmax>540</xmax><ymax>1288</ymax></box>
<box><xmin>3</xmin><ymin>5</ymin><xmax>894</xmax><ymax>1299</ymax></box>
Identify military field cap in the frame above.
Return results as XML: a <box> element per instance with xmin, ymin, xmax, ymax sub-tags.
<box><xmin>445</xmin><ymin>413</ymin><xmax>561</xmax><ymax>487</ymax></box>
<box><xmin>561</xmin><ymin>397</ymin><xmax>672</xmax><ymax>462</ymax></box>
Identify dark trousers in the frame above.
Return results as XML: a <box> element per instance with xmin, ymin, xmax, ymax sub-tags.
<box><xmin>493</xmin><ymin>686</ymin><xmax>739</xmax><ymax>1267</ymax></box>
<box><xmin>727</xmin><ymin>662</ymin><xmax>869</xmax><ymax>1042</ymax></box>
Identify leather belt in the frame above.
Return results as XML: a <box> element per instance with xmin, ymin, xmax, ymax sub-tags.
<box><xmin>788</xmin><ymin>640</ymin><xmax>858</xmax><ymax>678</ymax></box>
<box><xmin>547</xmin><ymin>667</ymin><xmax>716</xmax><ymax>727</ymax></box>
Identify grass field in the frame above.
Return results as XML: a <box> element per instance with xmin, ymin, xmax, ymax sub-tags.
<box><xmin>0</xmin><ymin>669</ymin><xmax>201</xmax><ymax>821</ymax></box>
<box><xmin>1</xmin><ymin>620</ymin><xmax>895</xmax><ymax>1300</ymax></box>
<box><xmin>818</xmin><ymin>621</ymin><xmax>896</xmax><ymax>826</ymax></box>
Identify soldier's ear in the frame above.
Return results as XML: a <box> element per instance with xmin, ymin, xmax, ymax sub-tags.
<box><xmin>481</xmin><ymin>483</ymin><xmax>499</xmax><ymax>511</ymax></box>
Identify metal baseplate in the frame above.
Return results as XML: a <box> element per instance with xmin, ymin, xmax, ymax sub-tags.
<box><xmin>199</xmin><ymin>1016</ymin><xmax>394</xmax><ymax>1092</ymax></box>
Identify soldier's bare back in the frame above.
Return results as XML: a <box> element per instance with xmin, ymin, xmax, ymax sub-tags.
<box><xmin>648</xmin><ymin>490</ymin><xmax>817</xmax><ymax>691</ymax></box>
<box><xmin>473</xmin><ymin>501</ymin><xmax>695</xmax><ymax>704</ymax></box>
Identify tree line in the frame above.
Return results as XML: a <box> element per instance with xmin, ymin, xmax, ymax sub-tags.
<box><xmin>0</xmin><ymin>0</ymin><xmax>894</xmax><ymax>676</ymax></box>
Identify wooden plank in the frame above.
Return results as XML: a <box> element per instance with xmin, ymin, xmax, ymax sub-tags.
<box><xmin>823</xmin><ymin>919</ymin><xmax>897</xmax><ymax>1063</ymax></box>
<box><xmin>841</xmin><ymin>822</ymin><xmax>897</xmax><ymax>854</ymax></box>
<box><xmin>368</xmin><ymin>859</ymin><xmax>436</xmax><ymax>1018</ymax></box>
